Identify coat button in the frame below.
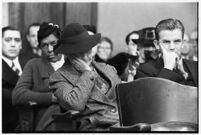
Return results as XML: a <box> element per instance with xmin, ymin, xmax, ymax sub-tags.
<box><xmin>110</xmin><ymin>108</ymin><xmax>116</xmax><ymax>113</ymax></box>
<box><xmin>90</xmin><ymin>77</ymin><xmax>95</xmax><ymax>81</ymax></box>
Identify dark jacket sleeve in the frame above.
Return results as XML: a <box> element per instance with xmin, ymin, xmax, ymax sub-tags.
<box><xmin>12</xmin><ymin>60</ymin><xmax>52</xmax><ymax>106</ymax></box>
<box><xmin>49</xmin><ymin>70</ymin><xmax>97</xmax><ymax>111</ymax></box>
<box><xmin>135</xmin><ymin>65</ymin><xmax>183</xmax><ymax>83</ymax></box>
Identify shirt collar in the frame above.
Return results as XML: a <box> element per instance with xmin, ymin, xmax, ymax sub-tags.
<box><xmin>2</xmin><ymin>55</ymin><xmax>19</xmax><ymax>68</ymax></box>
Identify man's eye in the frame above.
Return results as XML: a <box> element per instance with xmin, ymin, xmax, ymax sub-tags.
<box><xmin>15</xmin><ymin>38</ymin><xmax>21</xmax><ymax>42</ymax></box>
<box><xmin>50</xmin><ymin>41</ymin><xmax>57</xmax><ymax>46</ymax></box>
<box><xmin>174</xmin><ymin>40</ymin><xmax>182</xmax><ymax>44</ymax></box>
<box><xmin>4</xmin><ymin>38</ymin><xmax>12</xmax><ymax>42</ymax></box>
<box><xmin>162</xmin><ymin>41</ymin><xmax>170</xmax><ymax>44</ymax></box>
<box><xmin>41</xmin><ymin>43</ymin><xmax>48</xmax><ymax>47</ymax></box>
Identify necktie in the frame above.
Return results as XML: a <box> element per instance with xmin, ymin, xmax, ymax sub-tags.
<box><xmin>11</xmin><ymin>62</ymin><xmax>20</xmax><ymax>75</ymax></box>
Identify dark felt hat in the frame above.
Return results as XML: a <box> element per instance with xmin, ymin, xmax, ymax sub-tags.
<box><xmin>37</xmin><ymin>22</ymin><xmax>61</xmax><ymax>47</ymax></box>
<box><xmin>55</xmin><ymin>23</ymin><xmax>101</xmax><ymax>54</ymax></box>
<box><xmin>137</xmin><ymin>27</ymin><xmax>156</xmax><ymax>47</ymax></box>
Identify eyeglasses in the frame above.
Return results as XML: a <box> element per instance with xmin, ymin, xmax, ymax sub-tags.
<box><xmin>40</xmin><ymin>40</ymin><xmax>58</xmax><ymax>48</ymax></box>
<box><xmin>98</xmin><ymin>46</ymin><xmax>111</xmax><ymax>50</ymax></box>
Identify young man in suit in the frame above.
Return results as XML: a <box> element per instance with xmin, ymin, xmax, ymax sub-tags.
<box><xmin>2</xmin><ymin>26</ymin><xmax>29</xmax><ymax>132</ymax></box>
<box><xmin>135</xmin><ymin>18</ymin><xmax>198</xmax><ymax>87</ymax></box>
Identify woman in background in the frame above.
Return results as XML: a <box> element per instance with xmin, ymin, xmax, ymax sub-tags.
<box><xmin>95</xmin><ymin>37</ymin><xmax>113</xmax><ymax>63</ymax></box>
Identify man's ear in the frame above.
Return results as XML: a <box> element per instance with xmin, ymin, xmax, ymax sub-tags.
<box><xmin>153</xmin><ymin>40</ymin><xmax>160</xmax><ymax>50</ymax></box>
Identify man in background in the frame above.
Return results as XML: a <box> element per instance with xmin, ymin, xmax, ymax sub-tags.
<box><xmin>135</xmin><ymin>18</ymin><xmax>198</xmax><ymax>87</ymax></box>
<box><xmin>2</xmin><ymin>26</ymin><xmax>29</xmax><ymax>132</ymax></box>
<box><xmin>21</xmin><ymin>23</ymin><xmax>41</xmax><ymax>60</ymax></box>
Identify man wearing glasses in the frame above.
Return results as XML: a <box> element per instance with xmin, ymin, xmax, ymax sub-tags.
<box><xmin>135</xmin><ymin>18</ymin><xmax>198</xmax><ymax>87</ymax></box>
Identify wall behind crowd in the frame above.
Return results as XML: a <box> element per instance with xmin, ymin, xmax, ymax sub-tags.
<box><xmin>3</xmin><ymin>2</ymin><xmax>197</xmax><ymax>56</ymax></box>
<box><xmin>97</xmin><ymin>3</ymin><xmax>198</xmax><ymax>56</ymax></box>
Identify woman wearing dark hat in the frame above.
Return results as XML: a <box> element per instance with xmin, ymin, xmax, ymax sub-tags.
<box><xmin>48</xmin><ymin>23</ymin><xmax>121</xmax><ymax>131</ymax></box>
<box><xmin>12</xmin><ymin>22</ymin><xmax>65</xmax><ymax>131</ymax></box>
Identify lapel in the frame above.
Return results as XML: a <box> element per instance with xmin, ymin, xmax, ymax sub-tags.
<box><xmin>183</xmin><ymin>59</ymin><xmax>198</xmax><ymax>86</ymax></box>
<box><xmin>18</xmin><ymin>54</ymin><xmax>29</xmax><ymax>69</ymax></box>
<box><xmin>2</xmin><ymin>59</ymin><xmax>19</xmax><ymax>85</ymax></box>
<box><xmin>40</xmin><ymin>58</ymin><xmax>55</xmax><ymax>78</ymax></box>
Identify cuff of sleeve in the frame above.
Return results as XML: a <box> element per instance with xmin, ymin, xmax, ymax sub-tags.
<box><xmin>158</xmin><ymin>68</ymin><xmax>183</xmax><ymax>82</ymax></box>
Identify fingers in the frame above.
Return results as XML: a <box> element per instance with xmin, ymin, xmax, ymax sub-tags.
<box><xmin>159</xmin><ymin>44</ymin><xmax>167</xmax><ymax>54</ymax></box>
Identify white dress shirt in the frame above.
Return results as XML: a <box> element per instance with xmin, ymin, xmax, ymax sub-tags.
<box><xmin>50</xmin><ymin>55</ymin><xmax>65</xmax><ymax>71</ymax></box>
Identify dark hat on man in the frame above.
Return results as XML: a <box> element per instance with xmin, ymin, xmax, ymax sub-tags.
<box><xmin>55</xmin><ymin>23</ymin><xmax>101</xmax><ymax>54</ymax></box>
<box><xmin>137</xmin><ymin>27</ymin><xmax>156</xmax><ymax>47</ymax></box>
<box><xmin>38</xmin><ymin>22</ymin><xmax>61</xmax><ymax>47</ymax></box>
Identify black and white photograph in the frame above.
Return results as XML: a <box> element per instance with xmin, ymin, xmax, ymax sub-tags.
<box><xmin>1</xmin><ymin>1</ymin><xmax>198</xmax><ymax>133</ymax></box>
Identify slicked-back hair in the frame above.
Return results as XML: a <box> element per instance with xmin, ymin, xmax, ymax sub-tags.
<box><xmin>2</xmin><ymin>26</ymin><xmax>21</xmax><ymax>38</ymax></box>
<box><xmin>125</xmin><ymin>31</ymin><xmax>139</xmax><ymax>45</ymax></box>
<box><xmin>155</xmin><ymin>18</ymin><xmax>185</xmax><ymax>40</ymax></box>
<box><xmin>27</xmin><ymin>22</ymin><xmax>41</xmax><ymax>35</ymax></box>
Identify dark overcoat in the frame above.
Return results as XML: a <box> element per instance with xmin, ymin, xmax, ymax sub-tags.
<box><xmin>2</xmin><ymin>55</ymin><xmax>29</xmax><ymax>132</ymax></box>
<box><xmin>135</xmin><ymin>57</ymin><xmax>198</xmax><ymax>87</ymax></box>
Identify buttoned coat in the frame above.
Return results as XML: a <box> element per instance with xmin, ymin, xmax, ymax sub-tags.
<box><xmin>47</xmin><ymin>60</ymin><xmax>121</xmax><ymax>131</ymax></box>
<box><xmin>12</xmin><ymin>58</ymin><xmax>60</xmax><ymax>128</ymax></box>
<box><xmin>2</xmin><ymin>55</ymin><xmax>29</xmax><ymax>132</ymax></box>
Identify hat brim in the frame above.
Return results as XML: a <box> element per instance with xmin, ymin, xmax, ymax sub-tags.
<box><xmin>55</xmin><ymin>33</ymin><xmax>101</xmax><ymax>54</ymax></box>
<box><xmin>137</xmin><ymin>39</ymin><xmax>155</xmax><ymax>47</ymax></box>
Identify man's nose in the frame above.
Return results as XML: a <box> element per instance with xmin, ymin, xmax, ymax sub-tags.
<box><xmin>11</xmin><ymin>40</ymin><xmax>16</xmax><ymax>47</ymax></box>
<box><xmin>169</xmin><ymin>42</ymin><xmax>175</xmax><ymax>50</ymax></box>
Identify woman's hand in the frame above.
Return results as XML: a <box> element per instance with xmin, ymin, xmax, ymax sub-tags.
<box><xmin>70</xmin><ymin>56</ymin><xmax>92</xmax><ymax>72</ymax></box>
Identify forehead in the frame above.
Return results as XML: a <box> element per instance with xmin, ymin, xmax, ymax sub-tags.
<box><xmin>100</xmin><ymin>41</ymin><xmax>111</xmax><ymax>46</ymax></box>
<box><xmin>3</xmin><ymin>30</ymin><xmax>21</xmax><ymax>38</ymax></box>
<box><xmin>29</xmin><ymin>26</ymin><xmax>40</xmax><ymax>33</ymax></box>
<box><xmin>158</xmin><ymin>29</ymin><xmax>182</xmax><ymax>40</ymax></box>
<box><xmin>41</xmin><ymin>34</ymin><xmax>58</xmax><ymax>43</ymax></box>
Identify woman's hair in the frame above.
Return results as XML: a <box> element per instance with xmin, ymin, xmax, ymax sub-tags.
<box><xmin>155</xmin><ymin>18</ymin><xmax>185</xmax><ymax>40</ymax></box>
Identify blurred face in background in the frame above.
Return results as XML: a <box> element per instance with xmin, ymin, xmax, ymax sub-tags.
<box><xmin>27</xmin><ymin>25</ymin><xmax>40</xmax><ymax>49</ymax></box>
<box><xmin>97</xmin><ymin>40</ymin><xmax>112</xmax><ymax>61</ymax></box>
<box><xmin>40</xmin><ymin>33</ymin><xmax>59</xmax><ymax>62</ymax></box>
<box><xmin>127</xmin><ymin>33</ymin><xmax>139</xmax><ymax>56</ymax></box>
<box><xmin>2</xmin><ymin>30</ymin><xmax>22</xmax><ymax>60</ymax></box>
<box><xmin>87</xmin><ymin>30</ymin><xmax>98</xmax><ymax>58</ymax></box>
<box><xmin>190</xmin><ymin>30</ymin><xmax>198</xmax><ymax>56</ymax></box>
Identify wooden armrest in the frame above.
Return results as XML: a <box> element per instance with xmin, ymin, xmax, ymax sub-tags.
<box><xmin>110</xmin><ymin>123</ymin><xmax>151</xmax><ymax>132</ymax></box>
<box><xmin>52</xmin><ymin>110</ymin><xmax>80</xmax><ymax>120</ymax></box>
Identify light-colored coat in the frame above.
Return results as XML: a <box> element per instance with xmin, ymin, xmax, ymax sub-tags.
<box><xmin>49</xmin><ymin>60</ymin><xmax>121</xmax><ymax>131</ymax></box>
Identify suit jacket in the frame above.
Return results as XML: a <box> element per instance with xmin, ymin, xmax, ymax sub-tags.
<box><xmin>135</xmin><ymin>57</ymin><xmax>198</xmax><ymax>87</ymax></box>
<box><xmin>2</xmin><ymin>55</ymin><xmax>29</xmax><ymax>132</ymax></box>
<box><xmin>47</xmin><ymin>60</ymin><xmax>121</xmax><ymax>131</ymax></box>
<box><xmin>12</xmin><ymin>58</ymin><xmax>59</xmax><ymax>128</ymax></box>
